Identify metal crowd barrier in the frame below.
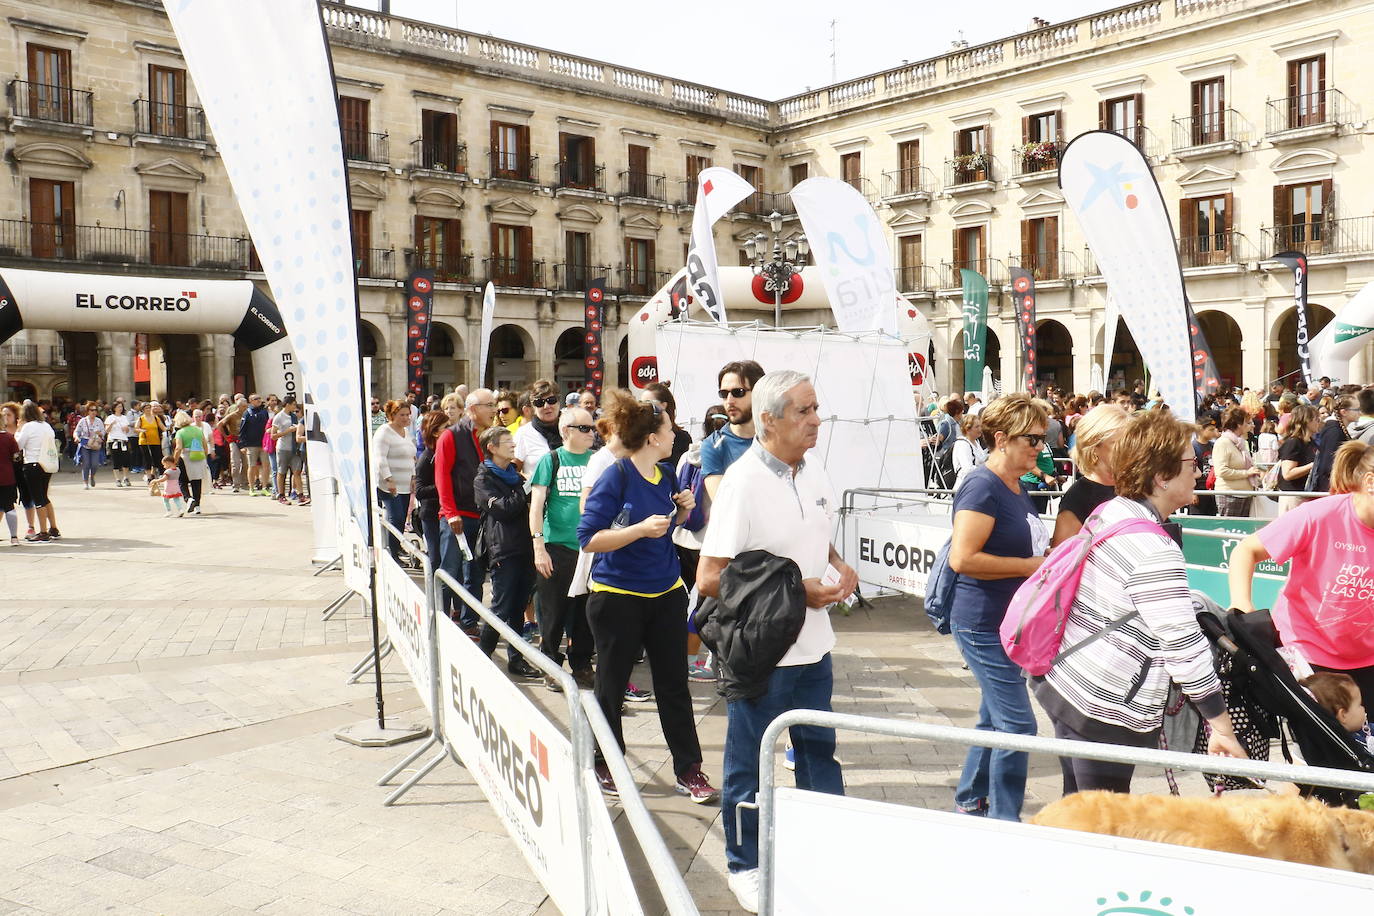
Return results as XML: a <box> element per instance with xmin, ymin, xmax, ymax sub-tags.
<box><xmin>349</xmin><ymin>524</ymin><xmax>701</xmax><ymax>916</ymax></box>
<box><xmin>753</xmin><ymin>711</ymin><xmax>1374</xmax><ymax>915</ymax></box>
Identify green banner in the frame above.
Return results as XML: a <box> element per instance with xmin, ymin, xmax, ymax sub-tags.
<box><xmin>1335</xmin><ymin>321</ymin><xmax>1374</xmax><ymax>344</ymax></box>
<box><xmin>960</xmin><ymin>268</ymin><xmax>989</xmax><ymax>393</ymax></box>
<box><xmin>1175</xmin><ymin>516</ymin><xmax>1290</xmax><ymax>577</ymax></box>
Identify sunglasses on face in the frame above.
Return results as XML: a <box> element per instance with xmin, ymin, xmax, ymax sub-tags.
<box><xmin>497</xmin><ymin>406</ymin><xmax>514</xmax><ymax>414</ymax></box>
<box><xmin>567</xmin><ymin>424</ymin><xmax>595</xmax><ymax>434</ymax></box>
<box><xmin>1017</xmin><ymin>433</ymin><xmax>1046</xmax><ymax>447</ymax></box>
<box><xmin>532</xmin><ymin>396</ymin><xmax>559</xmax><ymax>408</ymax></box>
<box><xmin>719</xmin><ymin>387</ymin><xmax>750</xmax><ymax>400</ymax></box>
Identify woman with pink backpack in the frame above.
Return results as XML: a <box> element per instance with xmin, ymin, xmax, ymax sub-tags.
<box><xmin>1029</xmin><ymin>411</ymin><xmax>1245</xmax><ymax>795</ymax></box>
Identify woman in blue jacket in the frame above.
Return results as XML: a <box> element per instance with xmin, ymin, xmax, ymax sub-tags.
<box><xmin>578</xmin><ymin>391</ymin><xmax>718</xmax><ymax>803</ymax></box>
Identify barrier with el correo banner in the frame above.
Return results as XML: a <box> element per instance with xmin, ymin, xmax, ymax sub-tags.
<box><xmin>361</xmin><ymin>513</ymin><xmax>684</xmax><ymax>915</ymax></box>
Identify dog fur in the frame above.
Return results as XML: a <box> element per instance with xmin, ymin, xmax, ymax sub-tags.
<box><xmin>1030</xmin><ymin>791</ymin><xmax>1374</xmax><ymax>874</ymax></box>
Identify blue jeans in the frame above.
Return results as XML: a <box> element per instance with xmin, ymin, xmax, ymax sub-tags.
<box><xmin>438</xmin><ymin>517</ymin><xmax>485</xmax><ymax>627</ymax></box>
<box><xmin>952</xmin><ymin>626</ymin><xmax>1037</xmax><ymax>822</ymax></box>
<box><xmin>479</xmin><ymin>557</ymin><xmax>536</xmax><ymax>664</ymax></box>
<box><xmin>377</xmin><ymin>490</ymin><xmax>408</xmax><ymax>562</ymax></box>
<box><xmin>79</xmin><ymin>448</ymin><xmax>100</xmax><ymax>483</ymax></box>
<box><xmin>722</xmin><ymin>654</ymin><xmax>844</xmax><ymax>873</ymax></box>
<box><xmin>421</xmin><ymin>512</ymin><xmax>451</xmax><ymax>613</ymax></box>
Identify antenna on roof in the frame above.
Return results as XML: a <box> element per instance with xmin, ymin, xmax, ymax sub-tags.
<box><xmin>830</xmin><ymin>19</ymin><xmax>838</xmax><ymax>83</ymax></box>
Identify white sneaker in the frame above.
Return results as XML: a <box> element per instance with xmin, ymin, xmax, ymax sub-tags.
<box><xmin>727</xmin><ymin>869</ymin><xmax>759</xmax><ymax>914</ymax></box>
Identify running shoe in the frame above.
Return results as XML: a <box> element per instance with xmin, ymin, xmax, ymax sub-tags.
<box><xmin>728</xmin><ymin>869</ymin><xmax>759</xmax><ymax>914</ymax></box>
<box><xmin>521</xmin><ymin>620</ymin><xmax>538</xmax><ymax>642</ymax></box>
<box><xmin>674</xmin><ymin>765</ymin><xmax>719</xmax><ymax>804</ymax></box>
<box><xmin>507</xmin><ymin>657</ymin><xmax>540</xmax><ymax>680</ymax></box>
<box><xmin>47</xmin><ymin>529</ymin><xmax>59</xmax><ymax>540</ymax></box>
<box><xmin>687</xmin><ymin>661</ymin><xmax>716</xmax><ymax>682</ymax></box>
<box><xmin>624</xmin><ymin>683</ymin><xmax>653</xmax><ymax>703</ymax></box>
<box><xmin>594</xmin><ymin>761</ymin><xmax>618</xmax><ymax>798</ymax></box>
<box><xmin>572</xmin><ymin>668</ymin><xmax>595</xmax><ymax>691</ymax></box>
<box><xmin>8</xmin><ymin>537</ymin><xmax>17</xmax><ymax>547</ymax></box>
<box><xmin>543</xmin><ymin>675</ymin><xmax>563</xmax><ymax>693</ymax></box>
<box><xmin>783</xmin><ymin>743</ymin><xmax>795</xmax><ymax>771</ymax></box>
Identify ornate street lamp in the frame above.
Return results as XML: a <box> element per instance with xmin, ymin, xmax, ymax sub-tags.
<box><xmin>744</xmin><ymin>210</ymin><xmax>808</xmax><ymax>327</ymax></box>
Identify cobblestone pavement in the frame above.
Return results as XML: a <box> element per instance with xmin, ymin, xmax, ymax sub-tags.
<box><xmin>0</xmin><ymin>472</ymin><xmax>1190</xmax><ymax>915</ymax></box>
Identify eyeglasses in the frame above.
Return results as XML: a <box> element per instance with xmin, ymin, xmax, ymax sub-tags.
<box><xmin>532</xmin><ymin>396</ymin><xmax>559</xmax><ymax>408</ymax></box>
<box><xmin>567</xmin><ymin>424</ymin><xmax>595</xmax><ymax>434</ymax></box>
<box><xmin>473</xmin><ymin>401</ymin><xmax>497</xmax><ymax>409</ymax></box>
<box><xmin>1017</xmin><ymin>433</ymin><xmax>1046</xmax><ymax>447</ymax></box>
<box><xmin>718</xmin><ymin>387</ymin><xmax>750</xmax><ymax>400</ymax></box>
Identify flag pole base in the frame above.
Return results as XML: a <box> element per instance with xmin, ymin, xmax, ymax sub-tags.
<box><xmin>334</xmin><ymin>719</ymin><xmax>429</xmax><ymax>748</ymax></box>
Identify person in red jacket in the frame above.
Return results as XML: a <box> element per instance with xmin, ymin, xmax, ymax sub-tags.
<box><xmin>435</xmin><ymin>388</ymin><xmax>498</xmax><ymax>631</ymax></box>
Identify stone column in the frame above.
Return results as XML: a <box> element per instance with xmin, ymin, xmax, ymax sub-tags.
<box><xmin>602</xmin><ymin>300</ymin><xmax>621</xmax><ymax>391</ymax></box>
<box><xmin>534</xmin><ymin>297</ymin><xmax>554</xmax><ymax>384</ymax></box>
<box><xmin>1247</xmin><ymin>297</ymin><xmax>1271</xmax><ymax>391</ymax></box>
<box><xmin>209</xmin><ymin>335</ymin><xmax>234</xmax><ymax>399</ymax></box>
<box><xmin>98</xmin><ymin>332</ymin><xmax>135</xmax><ymax>401</ymax></box>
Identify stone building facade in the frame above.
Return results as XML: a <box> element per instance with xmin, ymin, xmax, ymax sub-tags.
<box><xmin>1</xmin><ymin>0</ymin><xmax>1371</xmax><ymax>403</ymax></box>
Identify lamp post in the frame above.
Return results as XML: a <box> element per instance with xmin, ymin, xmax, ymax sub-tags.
<box><xmin>745</xmin><ymin>210</ymin><xmax>808</xmax><ymax>328</ymax></box>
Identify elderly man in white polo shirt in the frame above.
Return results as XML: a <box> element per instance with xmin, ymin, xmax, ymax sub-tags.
<box><xmin>697</xmin><ymin>368</ymin><xmax>858</xmax><ymax>913</ymax></box>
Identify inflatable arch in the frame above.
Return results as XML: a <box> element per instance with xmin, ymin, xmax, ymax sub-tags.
<box><xmin>0</xmin><ymin>267</ymin><xmax>299</xmax><ymax>399</ymax></box>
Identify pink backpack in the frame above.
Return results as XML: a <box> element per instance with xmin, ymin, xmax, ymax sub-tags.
<box><xmin>1000</xmin><ymin>513</ymin><xmax>1169</xmax><ymax>676</ymax></box>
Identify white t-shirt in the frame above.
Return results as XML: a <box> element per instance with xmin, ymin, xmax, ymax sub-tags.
<box><xmin>15</xmin><ymin>421</ymin><xmax>54</xmax><ymax>464</ymax></box>
<box><xmin>581</xmin><ymin>447</ymin><xmax>618</xmax><ymax>494</ymax></box>
<box><xmin>514</xmin><ymin>422</ymin><xmax>554</xmax><ymax>476</ymax></box>
<box><xmin>105</xmin><ymin>414</ymin><xmax>131</xmax><ymax>442</ymax></box>
<box><xmin>700</xmin><ymin>445</ymin><xmax>838</xmax><ymax>667</ymax></box>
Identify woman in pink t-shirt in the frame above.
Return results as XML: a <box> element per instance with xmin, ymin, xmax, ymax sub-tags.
<box><xmin>1230</xmin><ymin>440</ymin><xmax>1374</xmax><ymax>700</ymax></box>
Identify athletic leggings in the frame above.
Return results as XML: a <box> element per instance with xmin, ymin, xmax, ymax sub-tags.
<box><xmin>21</xmin><ymin>464</ymin><xmax>51</xmax><ymax>509</ymax></box>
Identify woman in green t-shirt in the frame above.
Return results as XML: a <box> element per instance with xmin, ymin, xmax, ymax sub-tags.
<box><xmin>172</xmin><ymin>411</ymin><xmax>212</xmax><ymax>515</ymax></box>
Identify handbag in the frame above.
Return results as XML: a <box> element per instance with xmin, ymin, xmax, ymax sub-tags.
<box><xmin>37</xmin><ymin>435</ymin><xmax>59</xmax><ymax>473</ymax></box>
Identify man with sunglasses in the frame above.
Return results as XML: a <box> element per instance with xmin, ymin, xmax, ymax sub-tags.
<box><xmin>514</xmin><ymin>379</ymin><xmax>564</xmax><ymax>478</ymax></box>
<box><xmin>703</xmin><ymin>360</ymin><xmax>766</xmax><ymax>503</ymax></box>
<box><xmin>528</xmin><ymin>407</ymin><xmax>597</xmax><ymax>691</ymax></box>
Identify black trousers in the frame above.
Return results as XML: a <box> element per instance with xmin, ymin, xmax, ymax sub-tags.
<box><xmin>1051</xmin><ymin>715</ymin><xmax>1146</xmax><ymax>795</ymax></box>
<box><xmin>537</xmin><ymin>543</ymin><xmax>592</xmax><ymax>672</ymax></box>
<box><xmin>586</xmin><ymin>587</ymin><xmax>701</xmax><ymax>778</ymax></box>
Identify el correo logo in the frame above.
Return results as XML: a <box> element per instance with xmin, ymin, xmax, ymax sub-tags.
<box><xmin>1095</xmin><ymin>890</ymin><xmax>1194</xmax><ymax>916</ymax></box>
<box><xmin>75</xmin><ymin>291</ymin><xmax>194</xmax><ymax>312</ymax></box>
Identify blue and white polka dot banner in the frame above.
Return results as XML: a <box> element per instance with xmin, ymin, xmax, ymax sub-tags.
<box><xmin>166</xmin><ymin>0</ymin><xmax>371</xmax><ymax>541</ymax></box>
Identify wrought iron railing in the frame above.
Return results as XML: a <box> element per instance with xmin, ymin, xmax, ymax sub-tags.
<box><xmin>556</xmin><ymin>160</ymin><xmax>605</xmax><ymax>191</ymax></box>
<box><xmin>1007</xmin><ymin>249</ymin><xmax>1083</xmax><ymax>281</ymax></box>
<box><xmin>1</xmin><ymin>344</ymin><xmax>38</xmax><ymax>367</ymax></box>
<box><xmin>618</xmin><ymin>265</ymin><xmax>667</xmax><ymax>296</ymax></box>
<box><xmin>7</xmin><ymin>80</ymin><xmax>93</xmax><ymax>127</ymax></box>
<box><xmin>944</xmin><ymin>156</ymin><xmax>996</xmax><ymax>187</ymax></box>
<box><xmin>842</xmin><ymin>176</ymin><xmax>879</xmax><ymax>203</ymax></box>
<box><xmin>0</xmin><ymin>218</ymin><xmax>252</xmax><ymax>270</ymax></box>
<box><xmin>1176</xmin><ymin>232</ymin><xmax>1242</xmax><ymax>268</ymax></box>
<box><xmin>619</xmin><ymin>170</ymin><xmax>666</xmax><ymax>201</ymax></box>
<box><xmin>133</xmin><ymin>99</ymin><xmax>208</xmax><ymax>141</ymax></box>
<box><xmin>1011</xmin><ymin>140</ymin><xmax>1063</xmax><ymax>178</ymax></box>
<box><xmin>880</xmin><ymin>167</ymin><xmax>936</xmax><ymax>198</ymax></box>
<box><xmin>412</xmin><ymin>138</ymin><xmax>466</xmax><ymax>173</ymax></box>
<box><xmin>1171</xmin><ymin>108</ymin><xmax>1246</xmax><ymax>150</ymax></box>
<box><xmin>552</xmin><ymin>262</ymin><xmax>609</xmax><ymax>292</ymax></box>
<box><xmin>355</xmin><ymin>247</ymin><xmax>395</xmax><ymax>278</ymax></box>
<box><xmin>343</xmin><ymin>130</ymin><xmax>389</xmax><ymax>164</ymax></box>
<box><xmin>1265</xmin><ymin>88</ymin><xmax>1349</xmax><ymax>134</ymax></box>
<box><xmin>484</xmin><ymin>257</ymin><xmax>543</xmax><ymax>288</ymax></box>
<box><xmin>942</xmin><ymin>257</ymin><xmax>1006</xmax><ymax>287</ymax></box>
<box><xmin>894</xmin><ymin>265</ymin><xmax>940</xmax><ymax>293</ymax></box>
<box><xmin>412</xmin><ymin>248</ymin><xmax>472</xmax><ymax>282</ymax></box>
<box><xmin>488</xmin><ymin>149</ymin><xmax>538</xmax><ymax>183</ymax></box>
<box><xmin>1263</xmin><ymin>216</ymin><xmax>1374</xmax><ymax>259</ymax></box>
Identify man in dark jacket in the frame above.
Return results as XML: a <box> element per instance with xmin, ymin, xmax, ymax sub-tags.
<box><xmin>697</xmin><ymin>369</ymin><xmax>858</xmax><ymax>914</ymax></box>
<box><xmin>436</xmin><ymin>388</ymin><xmax>497</xmax><ymax>630</ymax></box>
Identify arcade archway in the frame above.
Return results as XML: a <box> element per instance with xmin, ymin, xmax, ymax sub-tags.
<box><xmin>358</xmin><ymin>319</ymin><xmax>384</xmax><ymax>397</ymax></box>
<box><xmin>57</xmin><ymin>331</ymin><xmax>99</xmax><ymax>402</ymax></box>
<box><xmin>1036</xmin><ymin>319</ymin><xmax>1074</xmax><ymax>392</ymax></box>
<box><xmin>553</xmin><ymin>327</ymin><xmax>585</xmax><ymax>396</ymax></box>
<box><xmin>487</xmin><ymin>324</ymin><xmax>534</xmax><ymax>393</ymax></box>
<box><xmin>1271</xmin><ymin>303</ymin><xmax>1335</xmax><ymax>387</ymax></box>
<box><xmin>1196</xmin><ymin>310</ymin><xmax>1244</xmax><ymax>391</ymax></box>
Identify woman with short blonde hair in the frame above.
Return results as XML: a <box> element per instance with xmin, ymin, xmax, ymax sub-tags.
<box><xmin>1052</xmin><ymin>404</ymin><xmax>1132</xmax><ymax>546</ymax></box>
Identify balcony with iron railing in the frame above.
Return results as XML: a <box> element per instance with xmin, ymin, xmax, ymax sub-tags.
<box><xmin>556</xmin><ymin>160</ymin><xmax>605</xmax><ymax>193</ymax></box>
<box><xmin>7</xmin><ymin>80</ymin><xmax>94</xmax><ymax>128</ymax></box>
<box><xmin>488</xmin><ymin>150</ymin><xmax>538</xmax><ymax>184</ymax></box>
<box><xmin>553</xmin><ymin>262</ymin><xmax>610</xmax><ymax>292</ymax></box>
<box><xmin>1171</xmin><ymin>109</ymin><xmax>1246</xmax><ymax>155</ymax></box>
<box><xmin>485</xmin><ymin>257</ymin><xmax>543</xmax><ymax>288</ymax></box>
<box><xmin>944</xmin><ymin>155</ymin><xmax>997</xmax><ymax>191</ymax></box>
<box><xmin>412</xmin><ymin>248</ymin><xmax>472</xmax><ymax>283</ymax></box>
<box><xmin>1011</xmin><ymin>141</ymin><xmax>1063</xmax><ymax>181</ymax></box>
<box><xmin>132</xmin><ymin>99</ymin><xmax>208</xmax><ymax>142</ymax></box>
<box><xmin>619</xmin><ymin>171</ymin><xmax>666</xmax><ymax>202</ymax></box>
<box><xmin>1262</xmin><ymin>216</ymin><xmax>1374</xmax><ymax>260</ymax></box>
<box><xmin>343</xmin><ymin>130</ymin><xmax>389</xmax><ymax>164</ymax></box>
<box><xmin>942</xmin><ymin>257</ymin><xmax>1006</xmax><ymax>287</ymax></box>
<box><xmin>1</xmin><ymin>344</ymin><xmax>38</xmax><ymax>367</ymax></box>
<box><xmin>1176</xmin><ymin>232</ymin><xmax>1246</xmax><ymax>269</ymax></box>
<box><xmin>412</xmin><ymin>138</ymin><xmax>467</xmax><ymax>174</ymax></box>
<box><xmin>0</xmin><ymin>219</ymin><xmax>252</xmax><ymax>271</ymax></box>
<box><xmin>1265</xmin><ymin>89</ymin><xmax>1350</xmax><ymax>139</ymax></box>
<box><xmin>841</xmin><ymin>176</ymin><xmax>878</xmax><ymax>204</ymax></box>
<box><xmin>617</xmin><ymin>265</ymin><xmax>668</xmax><ymax>296</ymax></box>
<box><xmin>1007</xmin><ymin>249</ymin><xmax>1083</xmax><ymax>282</ymax></box>
<box><xmin>894</xmin><ymin>265</ymin><xmax>941</xmax><ymax>293</ymax></box>
<box><xmin>354</xmin><ymin>247</ymin><xmax>396</xmax><ymax>278</ymax></box>
<box><xmin>880</xmin><ymin>167</ymin><xmax>936</xmax><ymax>200</ymax></box>
<box><xmin>1104</xmin><ymin>123</ymin><xmax>1163</xmax><ymax>158</ymax></box>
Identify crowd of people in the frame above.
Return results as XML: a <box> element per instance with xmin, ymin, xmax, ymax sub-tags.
<box><xmin>0</xmin><ymin>392</ymin><xmax>311</xmax><ymax>540</ymax></box>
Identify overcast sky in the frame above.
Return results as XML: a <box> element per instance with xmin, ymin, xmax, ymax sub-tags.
<box><xmin>355</xmin><ymin>0</ymin><xmax>1112</xmax><ymax>99</ymax></box>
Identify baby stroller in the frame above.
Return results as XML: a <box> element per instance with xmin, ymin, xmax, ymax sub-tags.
<box><xmin>1192</xmin><ymin>592</ymin><xmax>1374</xmax><ymax>806</ymax></box>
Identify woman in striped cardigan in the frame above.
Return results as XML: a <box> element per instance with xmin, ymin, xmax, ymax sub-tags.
<box><xmin>1034</xmin><ymin>411</ymin><xmax>1246</xmax><ymax>795</ymax></box>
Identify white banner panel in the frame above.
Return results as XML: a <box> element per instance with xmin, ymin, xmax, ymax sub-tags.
<box><xmin>655</xmin><ymin>324</ymin><xmax>923</xmax><ymax>497</ymax></box>
<box><xmin>436</xmin><ymin>616</ymin><xmax>583</xmax><ymax>913</ymax></box>
<box><xmin>581</xmin><ymin>770</ymin><xmax>645</xmax><ymax>916</ymax></box>
<box><xmin>1310</xmin><ymin>278</ymin><xmax>1374</xmax><ymax>384</ymax></box>
<box><xmin>774</xmin><ymin>789</ymin><xmax>1374</xmax><ymax>914</ymax></box>
<box><xmin>850</xmin><ymin>515</ymin><xmax>951</xmax><ymax>596</ymax></box>
<box><xmin>334</xmin><ymin>489</ymin><xmax>370</xmax><ymax>595</ymax></box>
<box><xmin>1060</xmin><ymin>132</ymin><xmax>1195</xmax><ymax>421</ymax></box>
<box><xmin>791</xmin><ymin>177</ymin><xmax>898</xmax><ymax>335</ymax></box>
<box><xmin>165</xmin><ymin>0</ymin><xmax>370</xmax><ymax>544</ymax></box>
<box><xmin>687</xmin><ymin>167</ymin><xmax>756</xmax><ymax>324</ymax></box>
<box><xmin>375</xmin><ymin>549</ymin><xmax>433</xmax><ymax>716</ymax></box>
<box><xmin>478</xmin><ymin>282</ymin><xmax>496</xmax><ymax>387</ymax></box>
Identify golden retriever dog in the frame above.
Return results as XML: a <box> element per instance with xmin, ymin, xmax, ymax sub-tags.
<box><xmin>1030</xmin><ymin>791</ymin><xmax>1374</xmax><ymax>874</ymax></box>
